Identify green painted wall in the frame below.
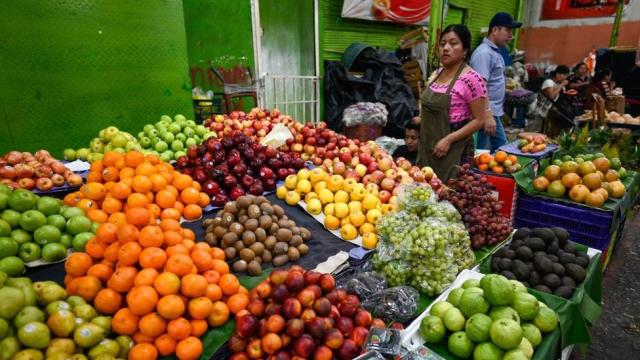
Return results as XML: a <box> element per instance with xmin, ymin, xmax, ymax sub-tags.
<box><xmin>183</xmin><ymin>0</ymin><xmax>255</xmax><ymax>92</ymax></box>
<box><xmin>446</xmin><ymin>0</ymin><xmax>519</xmax><ymax>49</ymax></box>
<box><xmin>0</xmin><ymin>0</ymin><xmax>193</xmax><ymax>157</ymax></box>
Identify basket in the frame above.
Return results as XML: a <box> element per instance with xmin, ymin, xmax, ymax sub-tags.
<box><xmin>605</xmin><ymin>95</ymin><xmax>625</xmax><ymax>114</ymax></box>
<box><xmin>343</xmin><ymin>124</ymin><xmax>382</xmax><ymax>142</ymax></box>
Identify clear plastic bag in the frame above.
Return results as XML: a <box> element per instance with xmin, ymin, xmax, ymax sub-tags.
<box><xmin>377</xmin><ymin>211</ymin><xmax>419</xmax><ymax>248</ymax></box>
<box><xmin>397</xmin><ymin>183</ymin><xmax>437</xmax><ymax>215</ymax></box>
<box><xmin>340</xmin><ymin>271</ymin><xmax>388</xmax><ymax>299</ymax></box>
<box><xmin>362</xmin><ymin>286</ymin><xmax>419</xmax><ymax>323</ymax></box>
<box><xmin>420</xmin><ymin>201</ymin><xmax>461</xmax><ymax>222</ymax></box>
<box><xmin>342</xmin><ymin>102</ymin><xmax>389</xmax><ymax>127</ymax></box>
<box><xmin>375</xmin><ymin>136</ymin><xmax>405</xmax><ymax>155</ymax></box>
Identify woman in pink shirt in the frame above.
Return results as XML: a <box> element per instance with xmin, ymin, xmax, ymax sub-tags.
<box><xmin>416</xmin><ymin>25</ymin><xmax>487</xmax><ymax>182</ymax></box>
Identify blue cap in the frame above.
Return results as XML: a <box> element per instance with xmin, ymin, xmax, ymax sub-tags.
<box><xmin>490</xmin><ymin>12</ymin><xmax>522</xmax><ymax>29</ymax></box>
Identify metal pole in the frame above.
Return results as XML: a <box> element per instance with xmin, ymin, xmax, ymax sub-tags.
<box><xmin>609</xmin><ymin>0</ymin><xmax>625</xmax><ymax>47</ymax></box>
<box><xmin>428</xmin><ymin>0</ymin><xmax>444</xmax><ymax>74</ymax></box>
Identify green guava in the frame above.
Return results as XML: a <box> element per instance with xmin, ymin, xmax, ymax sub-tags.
<box><xmin>489</xmin><ymin>306</ymin><xmax>521</xmax><ymax>324</ymax></box>
<box><xmin>420</xmin><ymin>315</ymin><xmax>446</xmax><ymax>343</ymax></box>
<box><xmin>458</xmin><ymin>289</ymin><xmax>490</xmax><ymax>317</ymax></box>
<box><xmin>430</xmin><ymin>301</ymin><xmax>454</xmax><ymax>319</ymax></box>
<box><xmin>489</xmin><ymin>318</ymin><xmax>523</xmax><ymax>350</ymax></box>
<box><xmin>521</xmin><ymin>323</ymin><xmax>542</xmax><ymax>348</ymax></box>
<box><xmin>447</xmin><ymin>331</ymin><xmax>474</xmax><ymax>358</ymax></box>
<box><xmin>480</xmin><ymin>274</ymin><xmax>514</xmax><ymax>306</ymax></box>
<box><xmin>533</xmin><ymin>306</ymin><xmax>558</xmax><ymax>333</ymax></box>
<box><xmin>473</xmin><ymin>342</ymin><xmax>504</xmax><ymax>360</ymax></box>
<box><xmin>512</xmin><ymin>292</ymin><xmax>540</xmax><ymax>321</ymax></box>
<box><xmin>465</xmin><ymin>313</ymin><xmax>492</xmax><ymax>342</ymax></box>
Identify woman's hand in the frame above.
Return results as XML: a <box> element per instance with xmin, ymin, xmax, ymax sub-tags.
<box><xmin>484</xmin><ymin>115</ymin><xmax>496</xmax><ymax>136</ymax></box>
<box><xmin>433</xmin><ymin>137</ymin><xmax>451</xmax><ymax>158</ymax></box>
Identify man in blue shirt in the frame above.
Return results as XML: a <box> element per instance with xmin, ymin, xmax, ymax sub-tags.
<box><xmin>470</xmin><ymin>12</ymin><xmax>522</xmax><ymax>151</ymax></box>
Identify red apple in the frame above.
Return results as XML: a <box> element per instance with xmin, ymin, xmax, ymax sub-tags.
<box><xmin>380</xmin><ymin>177</ymin><xmax>396</xmax><ymax>191</ymax></box>
<box><xmin>235</xmin><ymin>314</ymin><xmax>259</xmax><ymax>338</ymax></box>
<box><xmin>371</xmin><ymin>318</ymin><xmax>386</xmax><ymax>329</ymax></box>
<box><xmin>378</xmin><ymin>190</ymin><xmax>392</xmax><ymax>204</ymax></box>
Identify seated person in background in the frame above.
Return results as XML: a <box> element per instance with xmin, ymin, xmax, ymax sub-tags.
<box><xmin>393</xmin><ymin>121</ymin><xmax>419</xmax><ymax>164</ymax></box>
<box><xmin>593</xmin><ymin>68</ymin><xmax>615</xmax><ymax>97</ymax></box>
<box><xmin>540</xmin><ymin>65</ymin><xmax>573</xmax><ymax>136</ymax></box>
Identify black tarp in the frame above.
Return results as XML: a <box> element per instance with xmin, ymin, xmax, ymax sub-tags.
<box><xmin>324</xmin><ymin>48</ymin><xmax>418</xmax><ymax>139</ymax></box>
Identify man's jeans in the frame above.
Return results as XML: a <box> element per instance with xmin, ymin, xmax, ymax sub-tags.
<box><xmin>476</xmin><ymin>116</ymin><xmax>507</xmax><ymax>152</ymax></box>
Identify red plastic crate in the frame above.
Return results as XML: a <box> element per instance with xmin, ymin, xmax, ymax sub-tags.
<box><xmin>472</xmin><ymin>170</ymin><xmax>518</xmax><ymax>220</ymax></box>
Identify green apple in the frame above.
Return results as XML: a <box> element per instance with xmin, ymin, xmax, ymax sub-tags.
<box><xmin>103</xmin><ymin>126</ymin><xmax>119</xmax><ymax>141</ymax></box>
<box><xmin>111</xmin><ymin>148</ymin><xmax>125</xmax><ymax>155</ymax></box>
<box><xmin>75</xmin><ymin>148</ymin><xmax>90</xmax><ymax>161</ymax></box>
<box><xmin>59</xmin><ymin>234</ymin><xmax>72</xmax><ymax>248</ymax></box>
<box><xmin>63</xmin><ymin>149</ymin><xmax>77</xmax><ymax>161</ymax></box>
<box><xmin>72</xmin><ymin>232</ymin><xmax>94</xmax><ymax>252</ymax></box>
<box><xmin>42</xmin><ymin>243</ymin><xmax>67</xmax><ymax>262</ymax></box>
<box><xmin>174</xmin><ymin>151</ymin><xmax>186</xmax><ymax>159</ymax></box>
<box><xmin>19</xmin><ymin>210</ymin><xmax>47</xmax><ymax>232</ymax></box>
<box><xmin>90</xmin><ymin>142</ymin><xmax>104</xmax><ymax>154</ymax></box>
<box><xmin>171</xmin><ymin>140</ymin><xmax>184</xmax><ymax>152</ymax></box>
<box><xmin>0</xmin><ymin>255</ymin><xmax>25</xmax><ymax>275</ymax></box>
<box><xmin>10</xmin><ymin>229</ymin><xmax>32</xmax><ymax>245</ymax></box>
<box><xmin>0</xmin><ymin>237</ymin><xmax>19</xmax><ymax>258</ymax></box>
<box><xmin>175</xmin><ymin>133</ymin><xmax>187</xmax><ymax>142</ymax></box>
<box><xmin>160</xmin><ymin>150</ymin><xmax>174</xmax><ymax>162</ymax></box>
<box><xmin>33</xmin><ymin>225</ymin><xmax>61</xmax><ymax>246</ymax></box>
<box><xmin>147</xmin><ymin>128</ymin><xmax>159</xmax><ymax>138</ymax></box>
<box><xmin>3</xmin><ymin>209</ymin><xmax>22</xmax><ymax>228</ymax></box>
<box><xmin>139</xmin><ymin>137</ymin><xmax>151</xmax><ymax>148</ymax></box>
<box><xmin>161</xmin><ymin>132</ymin><xmax>175</xmax><ymax>143</ymax></box>
<box><xmin>46</xmin><ymin>214</ymin><xmax>67</xmax><ymax>231</ymax></box>
<box><xmin>168</xmin><ymin>123</ymin><xmax>181</xmax><ymax>134</ymax></box>
<box><xmin>195</xmin><ymin>125</ymin><xmax>208</xmax><ymax>137</ymax></box>
<box><xmin>111</xmin><ymin>134</ymin><xmax>128</xmax><ymax>148</ymax></box>
<box><xmin>186</xmin><ymin>120</ymin><xmax>196</xmax><ymax>127</ymax></box>
<box><xmin>174</xmin><ymin>114</ymin><xmax>186</xmax><ymax>122</ymax></box>
<box><xmin>185</xmin><ymin>138</ymin><xmax>197</xmax><ymax>148</ymax></box>
<box><xmin>203</xmin><ymin>132</ymin><xmax>216</xmax><ymax>140</ymax></box>
<box><xmin>160</xmin><ymin>115</ymin><xmax>172</xmax><ymax>123</ymax></box>
<box><xmin>154</xmin><ymin>141</ymin><xmax>168</xmax><ymax>152</ymax></box>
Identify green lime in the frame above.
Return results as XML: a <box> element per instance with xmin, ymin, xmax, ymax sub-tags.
<box><xmin>66</xmin><ymin>216</ymin><xmax>92</xmax><ymax>235</ymax></box>
<box><xmin>19</xmin><ymin>210</ymin><xmax>47</xmax><ymax>232</ymax></box>
<box><xmin>36</xmin><ymin>197</ymin><xmax>62</xmax><ymax>216</ymax></box>
<box><xmin>59</xmin><ymin>234</ymin><xmax>72</xmax><ymax>248</ymax></box>
<box><xmin>46</xmin><ymin>214</ymin><xmax>67</xmax><ymax>231</ymax></box>
<box><xmin>72</xmin><ymin>232</ymin><xmax>94</xmax><ymax>252</ymax></box>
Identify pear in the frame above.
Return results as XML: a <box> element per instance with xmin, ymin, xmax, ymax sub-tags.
<box><xmin>6</xmin><ymin>277</ymin><xmax>32</xmax><ymax>288</ymax></box>
<box><xmin>0</xmin><ymin>271</ymin><xmax>7</xmax><ymax>287</ymax></box>
<box><xmin>73</xmin><ymin>323</ymin><xmax>106</xmax><ymax>349</ymax></box>
<box><xmin>46</xmin><ymin>300</ymin><xmax>71</xmax><ymax>316</ymax></box>
<box><xmin>70</xmin><ymin>354</ymin><xmax>88</xmax><ymax>360</ymax></box>
<box><xmin>90</xmin><ymin>316</ymin><xmax>112</xmax><ymax>332</ymax></box>
<box><xmin>17</xmin><ymin>321</ymin><xmax>51</xmax><ymax>349</ymax></box>
<box><xmin>45</xmin><ymin>353</ymin><xmax>71</xmax><ymax>360</ymax></box>
<box><xmin>21</xmin><ymin>286</ymin><xmax>37</xmax><ymax>307</ymax></box>
<box><xmin>36</xmin><ymin>283</ymin><xmax>67</xmax><ymax>306</ymax></box>
<box><xmin>0</xmin><ymin>336</ymin><xmax>20</xmax><ymax>360</ymax></box>
<box><xmin>115</xmin><ymin>335</ymin><xmax>133</xmax><ymax>359</ymax></box>
<box><xmin>12</xmin><ymin>349</ymin><xmax>44</xmax><ymax>360</ymax></box>
<box><xmin>14</xmin><ymin>306</ymin><xmax>45</xmax><ymax>329</ymax></box>
<box><xmin>47</xmin><ymin>310</ymin><xmax>76</xmax><ymax>337</ymax></box>
<box><xmin>88</xmin><ymin>339</ymin><xmax>120</xmax><ymax>358</ymax></box>
<box><xmin>66</xmin><ymin>296</ymin><xmax>86</xmax><ymax>307</ymax></box>
<box><xmin>46</xmin><ymin>338</ymin><xmax>76</xmax><ymax>356</ymax></box>
<box><xmin>73</xmin><ymin>304</ymin><xmax>97</xmax><ymax>321</ymax></box>
<box><xmin>0</xmin><ymin>286</ymin><xmax>24</xmax><ymax>319</ymax></box>
<box><xmin>0</xmin><ymin>318</ymin><xmax>9</xmax><ymax>339</ymax></box>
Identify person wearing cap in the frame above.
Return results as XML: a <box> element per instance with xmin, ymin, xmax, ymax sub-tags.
<box><xmin>470</xmin><ymin>12</ymin><xmax>522</xmax><ymax>152</ymax></box>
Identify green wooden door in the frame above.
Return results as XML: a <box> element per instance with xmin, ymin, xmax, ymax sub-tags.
<box><xmin>444</xmin><ymin>6</ymin><xmax>466</xmax><ymax>27</ymax></box>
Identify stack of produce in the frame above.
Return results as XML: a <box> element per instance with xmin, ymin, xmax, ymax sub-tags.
<box><xmin>204</xmin><ymin>108</ymin><xmax>291</xmax><ymax>140</ymax></box>
<box><xmin>276</xmin><ymin>167</ymin><xmax>384</xmax><ymax>248</ymax></box>
<box><xmin>136</xmin><ymin>115</ymin><xmax>214</xmax><ymax>161</ymax></box>
<box><xmin>0</xmin><ymin>150</ymin><xmax>83</xmax><ymax>191</ymax></box>
<box><xmin>68</xmin><ymin>127</ymin><xmax>140</xmax><ymax>163</ymax></box>
<box><xmin>174</xmin><ymin>133</ymin><xmax>305</xmax><ymax>206</ymax></box>
<box><xmin>474</xmin><ymin>151</ymin><xmax>522</xmax><ymax>174</ymax></box>
<box><xmin>419</xmin><ymin>274</ymin><xmax>559</xmax><ymax>359</ymax></box>
<box><xmin>0</xmin><ymin>272</ymin><xmax>132</xmax><ymax>359</ymax></box>
<box><xmin>490</xmin><ymin>227</ymin><xmax>590</xmax><ymax>298</ymax></box>
<box><xmin>202</xmin><ymin>195</ymin><xmax>312</xmax><ymax>276</ymax></box>
<box><xmin>0</xmin><ymin>185</ymin><xmax>96</xmax><ymax>271</ymax></box>
<box><xmin>516</xmin><ymin>134</ymin><xmax>549</xmax><ymax>154</ymax></box>
<box><xmin>227</xmin><ymin>266</ymin><xmax>382</xmax><ymax>359</ymax></box>
<box><xmin>533</xmin><ymin>154</ymin><xmax>626</xmax><ymax>207</ymax></box>
<box><xmin>440</xmin><ymin>164</ymin><xmax>513</xmax><ymax>249</ymax></box>
<box><xmin>63</xmin><ymin>151</ymin><xmax>208</xmax><ymax>222</ymax></box>
<box><xmin>372</xmin><ymin>184</ymin><xmax>475</xmax><ymax>296</ymax></box>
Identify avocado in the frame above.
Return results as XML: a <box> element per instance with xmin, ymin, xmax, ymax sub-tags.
<box><xmin>561</xmin><ymin>276</ymin><xmax>576</xmax><ymax>288</ymax></box>
<box><xmin>565</xmin><ymin>263</ymin><xmax>586</xmax><ymax>283</ymax></box>
<box><xmin>511</xmin><ymin>239</ymin><xmax>525</xmax><ymax>249</ymax></box>
<box><xmin>534</xmin><ymin>256</ymin><xmax>553</xmax><ymax>274</ymax></box>
<box><xmin>551</xmin><ymin>227</ymin><xmax>570</xmax><ymax>245</ymax></box>
<box><xmin>558</xmin><ymin>252</ymin><xmax>576</xmax><ymax>265</ymax></box>
<box><xmin>553</xmin><ymin>285</ymin><xmax>574</xmax><ymax>299</ymax></box>
<box><xmin>548</xmin><ymin>254</ymin><xmax>559</xmax><ymax>263</ymax></box>
<box><xmin>533</xmin><ymin>285</ymin><xmax>552</xmax><ymax>293</ymax></box>
<box><xmin>547</xmin><ymin>241</ymin><xmax>559</xmax><ymax>254</ymax></box>
<box><xmin>500</xmin><ymin>258</ymin><xmax>513</xmax><ymax>271</ymax></box>
<box><xmin>543</xmin><ymin>273</ymin><xmax>561</xmax><ymax>289</ymax></box>
<box><xmin>563</xmin><ymin>242</ymin><xmax>577</xmax><ymax>253</ymax></box>
<box><xmin>513</xmin><ymin>227</ymin><xmax>532</xmax><ymax>240</ymax></box>
<box><xmin>526</xmin><ymin>262</ymin><xmax>534</xmax><ymax>271</ymax></box>
<box><xmin>513</xmin><ymin>260</ymin><xmax>530</xmax><ymax>280</ymax></box>
<box><xmin>552</xmin><ymin>263</ymin><xmax>566</xmax><ymax>276</ymax></box>
<box><xmin>504</xmin><ymin>249</ymin><xmax>516</xmax><ymax>259</ymax></box>
<box><xmin>533</xmin><ymin>228</ymin><xmax>556</xmax><ymax>244</ymax></box>
<box><xmin>574</xmin><ymin>253</ymin><xmax>590</xmax><ymax>268</ymax></box>
<box><xmin>529</xmin><ymin>271</ymin><xmax>540</xmax><ymax>286</ymax></box>
<box><xmin>533</xmin><ymin>251</ymin><xmax>546</xmax><ymax>259</ymax></box>
<box><xmin>516</xmin><ymin>246</ymin><xmax>533</xmax><ymax>261</ymax></box>
<box><xmin>525</xmin><ymin>237</ymin><xmax>546</xmax><ymax>252</ymax></box>
<box><xmin>495</xmin><ymin>247</ymin><xmax>508</xmax><ymax>258</ymax></box>
<box><xmin>491</xmin><ymin>256</ymin><xmax>502</xmax><ymax>272</ymax></box>
<box><xmin>500</xmin><ymin>270</ymin><xmax>517</xmax><ymax>280</ymax></box>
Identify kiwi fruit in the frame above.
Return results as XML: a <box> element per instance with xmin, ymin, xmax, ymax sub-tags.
<box><xmin>229</xmin><ymin>222</ymin><xmax>245</xmax><ymax>235</ymax></box>
<box><xmin>247</xmin><ymin>204</ymin><xmax>261</xmax><ymax>219</ymax></box>
<box><xmin>224</xmin><ymin>202</ymin><xmax>238</xmax><ymax>214</ymax></box>
<box><xmin>238</xmin><ymin>208</ymin><xmax>247</xmax><ymax>217</ymax></box>
<box><xmin>260</xmin><ymin>203</ymin><xmax>274</xmax><ymax>216</ymax></box>
<box><xmin>299</xmin><ymin>228</ymin><xmax>311</xmax><ymax>241</ymax></box>
<box><xmin>222</xmin><ymin>232</ymin><xmax>238</xmax><ymax>248</ymax></box>
<box><xmin>244</xmin><ymin>219</ymin><xmax>259</xmax><ymax>232</ymax></box>
<box><xmin>259</xmin><ymin>215</ymin><xmax>273</xmax><ymax>229</ymax></box>
<box><xmin>297</xmin><ymin>244</ymin><xmax>309</xmax><ymax>256</ymax></box>
<box><xmin>273</xmin><ymin>205</ymin><xmax>285</xmax><ymax>218</ymax></box>
<box><xmin>249</xmin><ymin>242</ymin><xmax>265</xmax><ymax>256</ymax></box>
<box><xmin>242</xmin><ymin>231</ymin><xmax>256</xmax><ymax>246</ymax></box>
<box><xmin>290</xmin><ymin>226</ymin><xmax>300</xmax><ymax>235</ymax></box>
<box><xmin>272</xmin><ymin>254</ymin><xmax>289</xmax><ymax>267</ymax></box>
<box><xmin>234</xmin><ymin>241</ymin><xmax>245</xmax><ymax>252</ymax></box>
<box><xmin>247</xmin><ymin>261</ymin><xmax>262</xmax><ymax>276</ymax></box>
<box><xmin>203</xmin><ymin>219</ymin><xmax>214</xmax><ymax>227</ymax></box>
<box><xmin>276</xmin><ymin>228</ymin><xmax>293</xmax><ymax>242</ymax></box>
<box><xmin>254</xmin><ymin>228</ymin><xmax>267</xmax><ymax>242</ymax></box>
<box><xmin>269</xmin><ymin>223</ymin><xmax>279</xmax><ymax>235</ymax></box>
<box><xmin>233</xmin><ymin>260</ymin><xmax>247</xmax><ymax>273</ymax></box>
<box><xmin>224</xmin><ymin>247</ymin><xmax>237</xmax><ymax>260</ymax></box>
<box><xmin>271</xmin><ymin>215</ymin><xmax>279</xmax><ymax>223</ymax></box>
<box><xmin>264</xmin><ymin>236</ymin><xmax>277</xmax><ymax>250</ymax></box>
<box><xmin>256</xmin><ymin>196</ymin><xmax>268</xmax><ymax>205</ymax></box>
<box><xmin>288</xmin><ymin>220</ymin><xmax>296</xmax><ymax>228</ymax></box>
<box><xmin>287</xmin><ymin>247</ymin><xmax>300</xmax><ymax>261</ymax></box>
<box><xmin>274</xmin><ymin>242</ymin><xmax>289</xmax><ymax>255</ymax></box>
<box><xmin>213</xmin><ymin>226</ymin><xmax>227</xmax><ymax>239</ymax></box>
<box><xmin>204</xmin><ymin>233</ymin><xmax>217</xmax><ymax>246</ymax></box>
<box><xmin>238</xmin><ymin>215</ymin><xmax>249</xmax><ymax>224</ymax></box>
<box><xmin>289</xmin><ymin>235</ymin><xmax>303</xmax><ymax>247</ymax></box>
<box><xmin>236</xmin><ymin>196</ymin><xmax>252</xmax><ymax>209</ymax></box>
<box><xmin>239</xmin><ymin>248</ymin><xmax>255</xmax><ymax>262</ymax></box>
<box><xmin>262</xmin><ymin>250</ymin><xmax>273</xmax><ymax>263</ymax></box>
<box><xmin>277</xmin><ymin>219</ymin><xmax>290</xmax><ymax>229</ymax></box>
<box><xmin>221</xmin><ymin>213</ymin><xmax>234</xmax><ymax>227</ymax></box>
<box><xmin>210</xmin><ymin>218</ymin><xmax>222</xmax><ymax>227</ymax></box>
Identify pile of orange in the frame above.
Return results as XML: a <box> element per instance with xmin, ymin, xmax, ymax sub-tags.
<box><xmin>474</xmin><ymin>151</ymin><xmax>521</xmax><ymax>174</ymax></box>
<box><xmin>62</xmin><ymin>152</ymin><xmax>247</xmax><ymax>360</ymax></box>
<box><xmin>63</xmin><ymin>150</ymin><xmax>208</xmax><ymax>224</ymax></box>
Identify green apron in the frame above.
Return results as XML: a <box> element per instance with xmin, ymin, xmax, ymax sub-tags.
<box><xmin>416</xmin><ymin>64</ymin><xmax>469</xmax><ymax>183</ymax></box>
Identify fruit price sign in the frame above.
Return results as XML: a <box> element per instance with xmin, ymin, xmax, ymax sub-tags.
<box><xmin>342</xmin><ymin>0</ymin><xmax>431</xmax><ymax>25</ymax></box>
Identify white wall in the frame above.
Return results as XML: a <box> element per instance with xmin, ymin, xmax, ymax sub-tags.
<box><xmin>524</xmin><ymin>0</ymin><xmax>640</xmax><ymax>28</ymax></box>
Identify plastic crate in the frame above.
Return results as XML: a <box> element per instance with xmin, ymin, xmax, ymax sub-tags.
<box><xmin>472</xmin><ymin>169</ymin><xmax>518</xmax><ymax>220</ymax></box>
<box><xmin>514</xmin><ymin>193</ymin><xmax>614</xmax><ymax>252</ymax></box>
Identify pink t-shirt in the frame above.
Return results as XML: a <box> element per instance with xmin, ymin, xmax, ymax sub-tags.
<box><xmin>429</xmin><ymin>69</ymin><xmax>487</xmax><ymax>123</ymax></box>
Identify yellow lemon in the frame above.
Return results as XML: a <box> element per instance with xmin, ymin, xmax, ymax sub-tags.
<box><xmin>334</xmin><ymin>203</ymin><xmax>349</xmax><ymax>219</ymax></box>
<box><xmin>362</xmin><ymin>232</ymin><xmax>378</xmax><ymax>249</ymax></box>
<box><xmin>324</xmin><ymin>215</ymin><xmax>340</xmax><ymax>230</ymax></box>
<box><xmin>285</xmin><ymin>191</ymin><xmax>301</xmax><ymax>206</ymax></box>
<box><xmin>284</xmin><ymin>175</ymin><xmax>298</xmax><ymax>190</ymax></box>
<box><xmin>366</xmin><ymin>209</ymin><xmax>382</xmax><ymax>224</ymax></box>
<box><xmin>296</xmin><ymin>179</ymin><xmax>312</xmax><ymax>194</ymax></box>
<box><xmin>306</xmin><ymin>198</ymin><xmax>322</xmax><ymax>215</ymax></box>
<box><xmin>318</xmin><ymin>188</ymin><xmax>334</xmax><ymax>205</ymax></box>
<box><xmin>362</xmin><ymin>194</ymin><xmax>380</xmax><ymax>211</ymax></box>
<box><xmin>276</xmin><ymin>185</ymin><xmax>288</xmax><ymax>199</ymax></box>
<box><xmin>349</xmin><ymin>210</ymin><xmax>366</xmax><ymax>228</ymax></box>
<box><xmin>340</xmin><ymin>223</ymin><xmax>358</xmax><ymax>240</ymax></box>
<box><xmin>334</xmin><ymin>190</ymin><xmax>349</xmax><ymax>204</ymax></box>
<box><xmin>359</xmin><ymin>222</ymin><xmax>376</xmax><ymax>235</ymax></box>
<box><xmin>304</xmin><ymin>191</ymin><xmax>318</xmax><ymax>203</ymax></box>
<box><xmin>297</xmin><ymin>168</ymin><xmax>311</xmax><ymax>181</ymax></box>
<box><xmin>313</xmin><ymin>180</ymin><xmax>327</xmax><ymax>194</ymax></box>
<box><xmin>327</xmin><ymin>175</ymin><xmax>344</xmax><ymax>192</ymax></box>
<box><xmin>348</xmin><ymin>201</ymin><xmax>362</xmax><ymax>212</ymax></box>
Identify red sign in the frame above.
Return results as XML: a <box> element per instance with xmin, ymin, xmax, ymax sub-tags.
<box><xmin>542</xmin><ymin>0</ymin><xmax>631</xmax><ymax>20</ymax></box>
<box><xmin>342</xmin><ymin>0</ymin><xmax>431</xmax><ymax>25</ymax></box>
